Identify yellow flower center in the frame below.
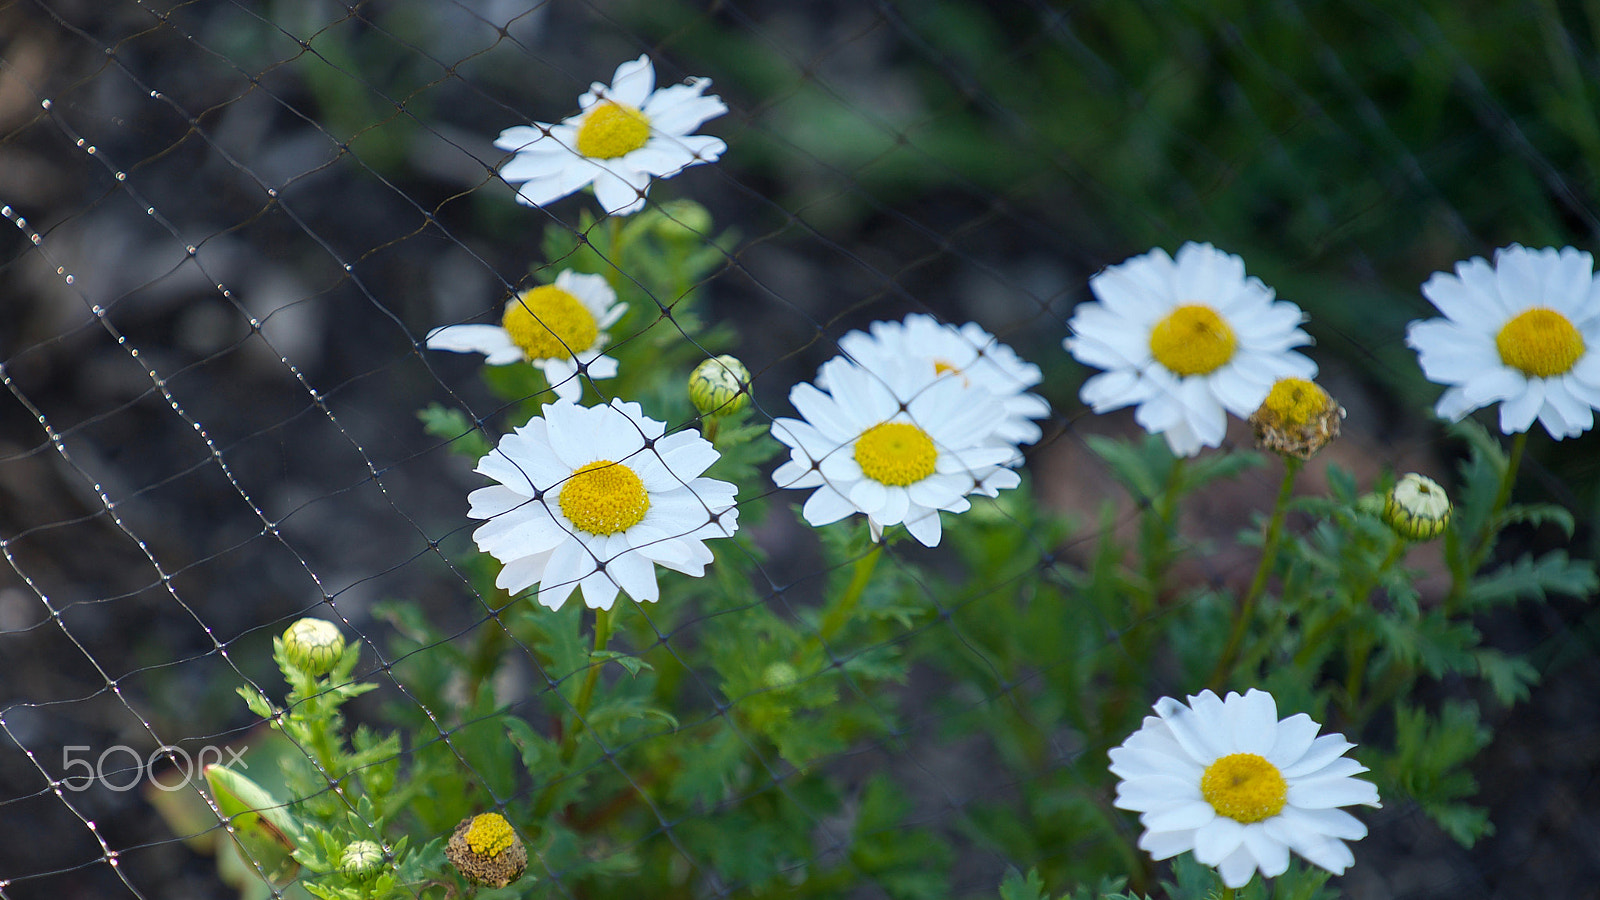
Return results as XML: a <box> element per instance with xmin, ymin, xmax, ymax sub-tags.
<box><xmin>501</xmin><ymin>285</ymin><xmax>599</xmax><ymax>362</ymax></box>
<box><xmin>1149</xmin><ymin>304</ymin><xmax>1238</xmax><ymax>377</ymax></box>
<box><xmin>559</xmin><ymin>460</ymin><xmax>650</xmax><ymax>535</ymax></box>
<box><xmin>1200</xmin><ymin>753</ymin><xmax>1287</xmax><ymax>824</ymax></box>
<box><xmin>854</xmin><ymin>422</ymin><xmax>937</xmax><ymax>486</ymax></box>
<box><xmin>576</xmin><ymin>101</ymin><xmax>652</xmax><ymax>159</ymax></box>
<box><xmin>464</xmin><ymin>813</ymin><xmax>516</xmax><ymax>858</ymax></box>
<box><xmin>1495</xmin><ymin>307</ymin><xmax>1585</xmax><ymax>378</ymax></box>
<box><xmin>1260</xmin><ymin>377</ymin><xmax>1331</xmax><ymax>427</ymax></box>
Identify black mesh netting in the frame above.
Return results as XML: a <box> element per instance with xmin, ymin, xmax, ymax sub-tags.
<box><xmin>2</xmin><ymin>1</ymin><xmax>1599</xmax><ymax>898</ymax></box>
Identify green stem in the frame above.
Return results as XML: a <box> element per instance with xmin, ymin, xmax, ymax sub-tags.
<box><xmin>534</xmin><ymin>607</ymin><xmax>615</xmax><ymax>821</ymax></box>
<box><xmin>1210</xmin><ymin>457</ymin><xmax>1301</xmax><ymax>687</ymax></box>
<box><xmin>1294</xmin><ymin>537</ymin><xmax>1404</xmax><ymax>670</ymax></box>
<box><xmin>602</xmin><ymin>215</ymin><xmax>630</xmax><ymax>298</ymax></box>
<box><xmin>818</xmin><ymin>543</ymin><xmax>883</xmax><ymax>643</ymax></box>
<box><xmin>1139</xmin><ymin>455</ymin><xmax>1187</xmax><ymax>616</ymax></box>
<box><xmin>1220</xmin><ymin>886</ymin><xmax>1236</xmax><ymax>900</ymax></box>
<box><xmin>1448</xmin><ymin>430</ymin><xmax>1528</xmax><ymax>609</ymax></box>
<box><xmin>561</xmin><ymin>606</ymin><xmax>614</xmax><ymax>762</ymax></box>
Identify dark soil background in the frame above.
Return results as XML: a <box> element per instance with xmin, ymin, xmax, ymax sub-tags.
<box><xmin>1</xmin><ymin>1</ymin><xmax>1598</xmax><ymax>898</ymax></box>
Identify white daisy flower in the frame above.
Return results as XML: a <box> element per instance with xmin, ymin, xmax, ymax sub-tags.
<box><xmin>493</xmin><ymin>54</ymin><xmax>727</xmax><ymax>216</ymax></box>
<box><xmin>467</xmin><ymin>399</ymin><xmax>739</xmax><ymax>611</ymax></box>
<box><xmin>771</xmin><ymin>356</ymin><xmax>1021</xmax><ymax>548</ymax></box>
<box><xmin>831</xmin><ymin>313</ymin><xmax>1051</xmax><ymax>455</ymax></box>
<box><xmin>1406</xmin><ymin>244</ymin><xmax>1600</xmax><ymax>439</ymax></box>
<box><xmin>1109</xmin><ymin>689</ymin><xmax>1381</xmax><ymax>889</ymax></box>
<box><xmin>1065</xmin><ymin>242</ymin><xmax>1316</xmax><ymax>457</ymax></box>
<box><xmin>425</xmin><ymin>270</ymin><xmax>625</xmax><ymax>402</ymax></box>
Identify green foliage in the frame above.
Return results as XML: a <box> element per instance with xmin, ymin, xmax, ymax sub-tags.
<box><xmin>208</xmin><ymin>197</ymin><xmax>1593</xmax><ymax>900</ymax></box>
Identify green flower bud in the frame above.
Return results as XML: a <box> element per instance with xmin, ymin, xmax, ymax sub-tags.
<box><xmin>762</xmin><ymin>661</ymin><xmax>800</xmax><ymax>690</ymax></box>
<box><xmin>282</xmin><ymin>617</ymin><xmax>346</xmax><ymax>677</ymax></box>
<box><xmin>689</xmin><ymin>355</ymin><xmax>751</xmax><ymax>417</ymax></box>
<box><xmin>1383</xmin><ymin>473</ymin><xmax>1451</xmax><ymax>541</ymax></box>
<box><xmin>652</xmin><ymin>199</ymin><xmax>713</xmax><ymax>242</ymax></box>
<box><xmin>339</xmin><ymin>840</ymin><xmax>385</xmax><ymax>880</ymax></box>
<box><xmin>446</xmin><ymin>812</ymin><xmax>527</xmax><ymax>889</ymax></box>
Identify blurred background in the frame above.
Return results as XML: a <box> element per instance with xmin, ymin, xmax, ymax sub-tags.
<box><xmin>1</xmin><ymin>0</ymin><xmax>1598</xmax><ymax>896</ymax></box>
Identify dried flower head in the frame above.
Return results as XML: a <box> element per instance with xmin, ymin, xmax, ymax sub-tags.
<box><xmin>1383</xmin><ymin>473</ymin><xmax>1452</xmax><ymax>540</ymax></box>
<box><xmin>1248</xmin><ymin>377</ymin><xmax>1345</xmax><ymax>459</ymax></box>
<box><xmin>446</xmin><ymin>812</ymin><xmax>527</xmax><ymax>889</ymax></box>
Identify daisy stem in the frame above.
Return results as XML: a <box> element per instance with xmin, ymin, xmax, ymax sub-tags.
<box><xmin>562</xmin><ymin>606</ymin><xmax>614</xmax><ymax>761</ymax></box>
<box><xmin>602</xmin><ymin>215</ymin><xmax>629</xmax><ymax>298</ymax></box>
<box><xmin>1447</xmin><ymin>430</ymin><xmax>1527</xmax><ymax>610</ymax></box>
<box><xmin>1210</xmin><ymin>456</ymin><xmax>1301</xmax><ymax>688</ymax></box>
<box><xmin>1139</xmin><ymin>454</ymin><xmax>1187</xmax><ymax>612</ymax></box>
<box><xmin>818</xmin><ymin>542</ymin><xmax>884</xmax><ymax>644</ymax></box>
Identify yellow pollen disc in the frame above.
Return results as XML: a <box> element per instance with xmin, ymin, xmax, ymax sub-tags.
<box><xmin>559</xmin><ymin>460</ymin><xmax>650</xmax><ymax>535</ymax></box>
<box><xmin>1495</xmin><ymin>307</ymin><xmax>1585</xmax><ymax>378</ymax></box>
<box><xmin>854</xmin><ymin>422</ymin><xmax>937</xmax><ymax>487</ymax></box>
<box><xmin>1149</xmin><ymin>304</ymin><xmax>1238</xmax><ymax>377</ymax></box>
<box><xmin>501</xmin><ymin>286</ymin><xmax>600</xmax><ymax>362</ymax></box>
<box><xmin>1261</xmin><ymin>377</ymin><xmax>1332</xmax><ymax>427</ymax></box>
<box><xmin>576</xmin><ymin>101</ymin><xmax>652</xmax><ymax>159</ymax></box>
<box><xmin>464</xmin><ymin>813</ymin><xmax>516</xmax><ymax>858</ymax></box>
<box><xmin>1200</xmin><ymin>753</ymin><xmax>1288</xmax><ymax>824</ymax></box>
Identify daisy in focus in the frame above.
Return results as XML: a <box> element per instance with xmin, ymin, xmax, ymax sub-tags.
<box><xmin>467</xmin><ymin>399</ymin><xmax>739</xmax><ymax>611</ymax></box>
<box><xmin>832</xmin><ymin>313</ymin><xmax>1051</xmax><ymax>457</ymax></box>
<box><xmin>494</xmin><ymin>54</ymin><xmax>728</xmax><ymax>216</ymax></box>
<box><xmin>425</xmin><ymin>270</ymin><xmax>624</xmax><ymax>402</ymax></box>
<box><xmin>771</xmin><ymin>356</ymin><xmax>1020</xmax><ymax>548</ymax></box>
<box><xmin>1406</xmin><ymin>244</ymin><xmax>1600</xmax><ymax>439</ymax></box>
<box><xmin>1109</xmin><ymin>689</ymin><xmax>1380</xmax><ymax>889</ymax></box>
<box><xmin>1065</xmin><ymin>242</ymin><xmax>1316</xmax><ymax>457</ymax></box>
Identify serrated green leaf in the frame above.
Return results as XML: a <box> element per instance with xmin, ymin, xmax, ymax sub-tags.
<box><xmin>590</xmin><ymin>648</ymin><xmax>651</xmax><ymax>677</ymax></box>
<box><xmin>1463</xmin><ymin>549</ymin><xmax>1598</xmax><ymax>611</ymax></box>
<box><xmin>998</xmin><ymin>866</ymin><xmax>1048</xmax><ymax>900</ymax></box>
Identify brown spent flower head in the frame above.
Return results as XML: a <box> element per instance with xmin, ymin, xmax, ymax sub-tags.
<box><xmin>445</xmin><ymin>812</ymin><xmax>527</xmax><ymax>889</ymax></box>
<box><xmin>1248</xmin><ymin>377</ymin><xmax>1345</xmax><ymax>460</ymax></box>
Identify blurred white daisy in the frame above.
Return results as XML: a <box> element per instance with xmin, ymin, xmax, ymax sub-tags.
<box><xmin>1110</xmin><ymin>689</ymin><xmax>1381</xmax><ymax>889</ymax></box>
<box><xmin>832</xmin><ymin>313</ymin><xmax>1051</xmax><ymax>456</ymax></box>
<box><xmin>1065</xmin><ymin>242</ymin><xmax>1316</xmax><ymax>457</ymax></box>
<box><xmin>493</xmin><ymin>54</ymin><xmax>727</xmax><ymax>216</ymax></box>
<box><xmin>425</xmin><ymin>270</ymin><xmax>624</xmax><ymax>402</ymax></box>
<box><xmin>1406</xmin><ymin>244</ymin><xmax>1600</xmax><ymax>439</ymax></box>
<box><xmin>771</xmin><ymin>356</ymin><xmax>1020</xmax><ymax>548</ymax></box>
<box><xmin>467</xmin><ymin>400</ymin><xmax>739</xmax><ymax>611</ymax></box>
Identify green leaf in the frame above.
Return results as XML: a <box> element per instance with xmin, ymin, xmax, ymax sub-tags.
<box><xmin>1463</xmin><ymin>549</ymin><xmax>1597</xmax><ymax>611</ymax></box>
<box><xmin>998</xmin><ymin>867</ymin><xmax>1048</xmax><ymax>900</ymax></box>
<box><xmin>203</xmin><ymin>764</ymin><xmax>307</xmax><ymax>885</ymax></box>
<box><xmin>417</xmin><ymin>404</ymin><xmax>491</xmax><ymax>459</ymax></box>
<box><xmin>591</xmin><ymin>648</ymin><xmax>651</xmax><ymax>677</ymax></box>
<box><xmin>1474</xmin><ymin>648</ymin><xmax>1540</xmax><ymax>705</ymax></box>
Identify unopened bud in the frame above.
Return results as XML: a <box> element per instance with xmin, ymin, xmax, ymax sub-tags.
<box><xmin>652</xmin><ymin>199</ymin><xmax>713</xmax><ymax>241</ymax></box>
<box><xmin>282</xmin><ymin>618</ymin><xmax>346</xmax><ymax>677</ymax></box>
<box><xmin>689</xmin><ymin>355</ymin><xmax>751</xmax><ymax>417</ymax></box>
<box><xmin>339</xmin><ymin>840</ymin><xmax>385</xmax><ymax>879</ymax></box>
<box><xmin>1383</xmin><ymin>473</ymin><xmax>1451</xmax><ymax>540</ymax></box>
